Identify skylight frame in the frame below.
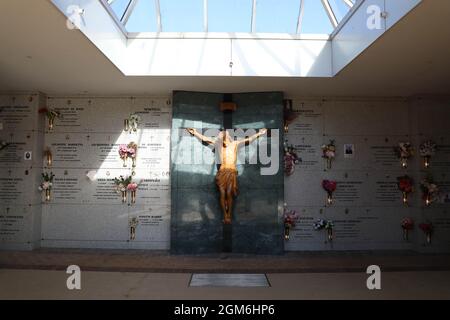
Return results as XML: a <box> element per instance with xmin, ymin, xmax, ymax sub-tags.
<box><xmin>100</xmin><ymin>0</ymin><xmax>357</xmax><ymax>38</ymax></box>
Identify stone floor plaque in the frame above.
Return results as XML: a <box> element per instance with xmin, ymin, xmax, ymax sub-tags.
<box><xmin>189</xmin><ymin>274</ymin><xmax>269</xmax><ymax>287</ymax></box>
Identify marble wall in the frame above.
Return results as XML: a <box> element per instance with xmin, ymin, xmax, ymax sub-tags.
<box><xmin>1</xmin><ymin>93</ymin><xmax>449</xmax><ymax>253</ymax></box>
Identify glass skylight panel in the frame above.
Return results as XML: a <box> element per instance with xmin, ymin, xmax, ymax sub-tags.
<box><xmin>125</xmin><ymin>0</ymin><xmax>157</xmax><ymax>32</ymax></box>
<box><xmin>301</xmin><ymin>0</ymin><xmax>334</xmax><ymax>34</ymax></box>
<box><xmin>208</xmin><ymin>0</ymin><xmax>252</xmax><ymax>33</ymax></box>
<box><xmin>159</xmin><ymin>0</ymin><xmax>203</xmax><ymax>32</ymax></box>
<box><xmin>255</xmin><ymin>0</ymin><xmax>300</xmax><ymax>34</ymax></box>
<box><xmin>328</xmin><ymin>0</ymin><xmax>351</xmax><ymax>22</ymax></box>
<box><xmin>110</xmin><ymin>0</ymin><xmax>132</xmax><ymax>20</ymax></box>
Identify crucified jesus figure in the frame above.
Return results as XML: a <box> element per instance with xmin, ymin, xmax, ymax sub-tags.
<box><xmin>186</xmin><ymin>128</ymin><xmax>267</xmax><ymax>224</ymax></box>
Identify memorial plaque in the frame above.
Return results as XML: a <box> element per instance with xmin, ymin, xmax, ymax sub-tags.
<box><xmin>367</xmin><ymin>172</ymin><xmax>418</xmax><ymax>207</ymax></box>
<box><xmin>332</xmin><ymin>172</ymin><xmax>368</xmax><ymax>207</ymax></box>
<box><xmin>0</xmin><ymin>168</ymin><xmax>34</xmax><ymax>205</ymax></box>
<box><xmin>130</xmin><ymin>98</ymin><xmax>172</xmax><ymax>130</ymax></box>
<box><xmin>0</xmin><ymin>132</ymin><xmax>35</xmax><ymax>167</ymax></box>
<box><xmin>367</xmin><ymin>135</ymin><xmax>411</xmax><ymax>169</ymax></box>
<box><xmin>288</xmin><ymin>100</ymin><xmax>324</xmax><ymax>136</ymax></box>
<box><xmin>283</xmin><ymin>135</ymin><xmax>322</xmax><ymax>170</ymax></box>
<box><xmin>0</xmin><ymin>103</ymin><xmax>35</xmax><ymax>132</ymax></box>
<box><xmin>285</xmin><ymin>170</ymin><xmax>325</xmax><ymax>206</ymax></box>
<box><xmin>136</xmin><ymin>131</ymin><xmax>171</xmax><ymax>168</ymax></box>
<box><xmin>88</xmin><ymin>98</ymin><xmax>131</xmax><ymax>132</ymax></box>
<box><xmin>433</xmin><ymin>139</ymin><xmax>450</xmax><ymax>169</ymax></box>
<box><xmin>48</xmin><ymin>169</ymin><xmax>86</xmax><ymax>204</ymax></box>
<box><xmin>48</xmin><ymin>98</ymin><xmax>90</xmax><ymax>132</ymax></box>
<box><xmin>42</xmin><ymin>204</ymin><xmax>129</xmax><ymax>241</ymax></box>
<box><xmin>132</xmin><ymin>176</ymin><xmax>170</xmax><ymax>205</ymax></box>
<box><xmin>324</xmin><ymin>100</ymin><xmax>409</xmax><ymax>136</ymax></box>
<box><xmin>328</xmin><ymin>136</ymin><xmax>372</xmax><ymax>171</ymax></box>
<box><xmin>128</xmin><ymin>205</ymin><xmax>170</xmax><ymax>242</ymax></box>
<box><xmin>85</xmin><ymin>168</ymin><xmax>132</xmax><ymax>204</ymax></box>
<box><xmin>0</xmin><ymin>205</ymin><xmax>32</xmax><ymax>243</ymax></box>
<box><xmin>43</xmin><ymin>133</ymin><xmax>87</xmax><ymax>168</ymax></box>
<box><xmin>86</xmin><ymin>133</ymin><xmax>133</xmax><ymax>169</ymax></box>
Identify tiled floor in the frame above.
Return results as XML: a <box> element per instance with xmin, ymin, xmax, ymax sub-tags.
<box><xmin>1</xmin><ymin>269</ymin><xmax>450</xmax><ymax>299</ymax></box>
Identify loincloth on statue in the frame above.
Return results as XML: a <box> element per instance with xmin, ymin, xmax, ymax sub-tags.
<box><xmin>215</xmin><ymin>168</ymin><xmax>238</xmax><ymax>196</ymax></box>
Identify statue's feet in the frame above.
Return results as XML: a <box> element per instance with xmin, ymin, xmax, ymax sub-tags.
<box><xmin>223</xmin><ymin>218</ymin><xmax>232</xmax><ymax>225</ymax></box>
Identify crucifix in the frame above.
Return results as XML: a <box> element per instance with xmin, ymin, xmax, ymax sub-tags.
<box><xmin>186</xmin><ymin>94</ymin><xmax>266</xmax><ymax>252</ymax></box>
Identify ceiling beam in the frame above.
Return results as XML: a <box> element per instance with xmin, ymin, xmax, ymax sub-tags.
<box><xmin>343</xmin><ymin>0</ymin><xmax>354</xmax><ymax>8</ymax></box>
<box><xmin>321</xmin><ymin>0</ymin><xmax>338</xmax><ymax>28</ymax></box>
<box><xmin>296</xmin><ymin>0</ymin><xmax>305</xmax><ymax>34</ymax></box>
<box><xmin>121</xmin><ymin>0</ymin><xmax>139</xmax><ymax>25</ymax></box>
<box><xmin>155</xmin><ymin>0</ymin><xmax>162</xmax><ymax>32</ymax></box>
<box><xmin>251</xmin><ymin>0</ymin><xmax>257</xmax><ymax>32</ymax></box>
<box><xmin>203</xmin><ymin>0</ymin><xmax>208</xmax><ymax>32</ymax></box>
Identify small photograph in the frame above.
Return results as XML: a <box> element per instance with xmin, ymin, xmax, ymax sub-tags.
<box><xmin>343</xmin><ymin>144</ymin><xmax>355</xmax><ymax>158</ymax></box>
<box><xmin>24</xmin><ymin>151</ymin><xmax>32</xmax><ymax>160</ymax></box>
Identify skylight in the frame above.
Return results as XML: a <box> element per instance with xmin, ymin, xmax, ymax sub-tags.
<box><xmin>105</xmin><ymin>0</ymin><xmax>355</xmax><ymax>34</ymax></box>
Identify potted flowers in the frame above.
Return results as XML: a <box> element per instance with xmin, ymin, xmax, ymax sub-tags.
<box><xmin>321</xmin><ymin>140</ymin><xmax>336</xmax><ymax>169</ymax></box>
<box><xmin>113</xmin><ymin>175</ymin><xmax>132</xmax><ymax>203</ymax></box>
<box><xmin>118</xmin><ymin>142</ymin><xmax>138</xmax><ymax>168</ymax></box>
<box><xmin>283</xmin><ymin>141</ymin><xmax>301</xmax><ymax>176</ymax></box>
<box><xmin>124</xmin><ymin>113</ymin><xmax>141</xmax><ymax>133</ymax></box>
<box><xmin>419</xmin><ymin>140</ymin><xmax>437</xmax><ymax>168</ymax></box>
<box><xmin>397</xmin><ymin>175</ymin><xmax>414</xmax><ymax>206</ymax></box>
<box><xmin>314</xmin><ymin>219</ymin><xmax>334</xmax><ymax>242</ymax></box>
<box><xmin>395</xmin><ymin>142</ymin><xmax>414</xmax><ymax>168</ymax></box>
<box><xmin>127</xmin><ymin>182</ymin><xmax>138</xmax><ymax>204</ymax></box>
<box><xmin>283</xmin><ymin>208</ymin><xmax>298</xmax><ymax>240</ymax></box>
<box><xmin>39</xmin><ymin>107</ymin><xmax>61</xmax><ymax>131</ymax></box>
<box><xmin>420</xmin><ymin>176</ymin><xmax>440</xmax><ymax>206</ymax></box>
<box><xmin>129</xmin><ymin>217</ymin><xmax>139</xmax><ymax>240</ymax></box>
<box><xmin>401</xmin><ymin>217</ymin><xmax>414</xmax><ymax>241</ymax></box>
<box><xmin>39</xmin><ymin>172</ymin><xmax>55</xmax><ymax>202</ymax></box>
<box><xmin>419</xmin><ymin>221</ymin><xmax>433</xmax><ymax>244</ymax></box>
<box><xmin>322</xmin><ymin>180</ymin><xmax>337</xmax><ymax>205</ymax></box>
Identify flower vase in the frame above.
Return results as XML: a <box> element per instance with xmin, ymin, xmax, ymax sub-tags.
<box><xmin>121</xmin><ymin>190</ymin><xmax>127</xmax><ymax>203</ymax></box>
<box><xmin>326</xmin><ymin>193</ymin><xmax>333</xmax><ymax>205</ymax></box>
<box><xmin>402</xmin><ymin>192</ymin><xmax>408</xmax><ymax>206</ymax></box>
<box><xmin>124</xmin><ymin>119</ymin><xmax>129</xmax><ymax>132</ymax></box>
<box><xmin>132</xmin><ymin>157</ymin><xmax>136</xmax><ymax>168</ymax></box>
<box><xmin>426</xmin><ymin>232</ymin><xmax>431</xmax><ymax>244</ymax></box>
<box><xmin>326</xmin><ymin>158</ymin><xmax>332</xmax><ymax>170</ymax></box>
<box><xmin>424</xmin><ymin>156</ymin><xmax>430</xmax><ymax>169</ymax></box>
<box><xmin>401</xmin><ymin>157</ymin><xmax>408</xmax><ymax>169</ymax></box>
<box><xmin>46</xmin><ymin>152</ymin><xmax>53</xmax><ymax>167</ymax></box>
<box><xmin>403</xmin><ymin>229</ymin><xmax>409</xmax><ymax>241</ymax></box>
<box><xmin>48</xmin><ymin>117</ymin><xmax>54</xmax><ymax>131</ymax></box>
<box><xmin>425</xmin><ymin>194</ymin><xmax>431</xmax><ymax>207</ymax></box>
<box><xmin>122</xmin><ymin>156</ymin><xmax>128</xmax><ymax>167</ymax></box>
<box><xmin>130</xmin><ymin>227</ymin><xmax>136</xmax><ymax>240</ymax></box>
<box><xmin>131</xmin><ymin>190</ymin><xmax>136</xmax><ymax>204</ymax></box>
<box><xmin>327</xmin><ymin>229</ymin><xmax>333</xmax><ymax>242</ymax></box>
<box><xmin>284</xmin><ymin>224</ymin><xmax>290</xmax><ymax>240</ymax></box>
<box><xmin>45</xmin><ymin>189</ymin><xmax>51</xmax><ymax>202</ymax></box>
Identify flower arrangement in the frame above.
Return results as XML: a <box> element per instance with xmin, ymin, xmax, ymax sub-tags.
<box><xmin>321</xmin><ymin>140</ymin><xmax>336</xmax><ymax>169</ymax></box>
<box><xmin>129</xmin><ymin>217</ymin><xmax>139</xmax><ymax>240</ymax></box>
<box><xmin>113</xmin><ymin>175</ymin><xmax>132</xmax><ymax>203</ymax></box>
<box><xmin>283</xmin><ymin>141</ymin><xmax>301</xmax><ymax>176</ymax></box>
<box><xmin>118</xmin><ymin>142</ymin><xmax>138</xmax><ymax>167</ymax></box>
<box><xmin>124</xmin><ymin>113</ymin><xmax>141</xmax><ymax>132</ymax></box>
<box><xmin>401</xmin><ymin>217</ymin><xmax>414</xmax><ymax>241</ymax></box>
<box><xmin>420</xmin><ymin>176</ymin><xmax>439</xmax><ymax>206</ymax></box>
<box><xmin>419</xmin><ymin>140</ymin><xmax>437</xmax><ymax>168</ymax></box>
<box><xmin>283</xmin><ymin>208</ymin><xmax>298</xmax><ymax>240</ymax></box>
<box><xmin>39</xmin><ymin>107</ymin><xmax>61</xmax><ymax>131</ymax></box>
<box><xmin>0</xmin><ymin>140</ymin><xmax>9</xmax><ymax>151</ymax></box>
<box><xmin>397</xmin><ymin>175</ymin><xmax>414</xmax><ymax>206</ymax></box>
<box><xmin>395</xmin><ymin>142</ymin><xmax>414</xmax><ymax>168</ymax></box>
<box><xmin>314</xmin><ymin>219</ymin><xmax>334</xmax><ymax>242</ymax></box>
<box><xmin>38</xmin><ymin>172</ymin><xmax>55</xmax><ymax>201</ymax></box>
<box><xmin>127</xmin><ymin>182</ymin><xmax>138</xmax><ymax>204</ymax></box>
<box><xmin>419</xmin><ymin>221</ymin><xmax>433</xmax><ymax>244</ymax></box>
<box><xmin>322</xmin><ymin>180</ymin><xmax>337</xmax><ymax>205</ymax></box>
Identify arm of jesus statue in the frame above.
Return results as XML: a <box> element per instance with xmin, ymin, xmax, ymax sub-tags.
<box><xmin>237</xmin><ymin>128</ymin><xmax>267</xmax><ymax>146</ymax></box>
<box><xmin>186</xmin><ymin>128</ymin><xmax>216</xmax><ymax>145</ymax></box>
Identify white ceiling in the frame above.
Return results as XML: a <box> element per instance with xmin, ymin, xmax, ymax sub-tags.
<box><xmin>0</xmin><ymin>0</ymin><xmax>449</xmax><ymax>97</ymax></box>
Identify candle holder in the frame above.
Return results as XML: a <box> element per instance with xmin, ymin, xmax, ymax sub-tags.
<box><xmin>424</xmin><ymin>156</ymin><xmax>431</xmax><ymax>169</ymax></box>
<box><xmin>45</xmin><ymin>189</ymin><xmax>51</xmax><ymax>202</ymax></box>
<box><xmin>124</xmin><ymin>119</ymin><xmax>129</xmax><ymax>132</ymax></box>
<box><xmin>121</xmin><ymin>190</ymin><xmax>127</xmax><ymax>203</ymax></box>
<box><xmin>45</xmin><ymin>148</ymin><xmax>53</xmax><ymax>167</ymax></box>
<box><xmin>131</xmin><ymin>190</ymin><xmax>136</xmax><ymax>204</ymax></box>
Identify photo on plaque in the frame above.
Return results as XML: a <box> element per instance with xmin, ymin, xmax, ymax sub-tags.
<box><xmin>343</xmin><ymin>144</ymin><xmax>355</xmax><ymax>159</ymax></box>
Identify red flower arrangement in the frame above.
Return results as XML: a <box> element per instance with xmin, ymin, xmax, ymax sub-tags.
<box><xmin>397</xmin><ymin>175</ymin><xmax>414</xmax><ymax>205</ymax></box>
<box><xmin>401</xmin><ymin>217</ymin><xmax>414</xmax><ymax>241</ymax></box>
<box><xmin>322</xmin><ymin>180</ymin><xmax>337</xmax><ymax>205</ymax></box>
<box><xmin>283</xmin><ymin>208</ymin><xmax>298</xmax><ymax>240</ymax></box>
<box><xmin>419</xmin><ymin>222</ymin><xmax>433</xmax><ymax>244</ymax></box>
